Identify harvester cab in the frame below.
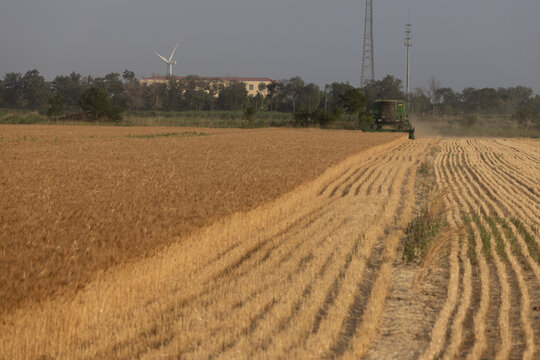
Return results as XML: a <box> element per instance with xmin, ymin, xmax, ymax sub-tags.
<box><xmin>368</xmin><ymin>100</ymin><xmax>415</xmax><ymax>139</ymax></box>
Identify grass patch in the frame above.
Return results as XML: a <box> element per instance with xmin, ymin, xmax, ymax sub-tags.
<box><xmin>0</xmin><ymin>108</ymin><xmax>386</xmax><ymax>130</ymax></box>
<box><xmin>497</xmin><ymin>218</ymin><xmax>521</xmax><ymax>256</ymax></box>
<box><xmin>416</xmin><ymin>156</ymin><xmax>437</xmax><ymax>194</ymax></box>
<box><xmin>125</xmin><ymin>131</ymin><xmax>208</xmax><ymax>139</ymax></box>
<box><xmin>403</xmin><ymin>205</ymin><xmax>446</xmax><ymax>263</ymax></box>
<box><xmin>429</xmin><ymin>144</ymin><xmax>441</xmax><ymax>156</ymax></box>
<box><xmin>404</xmin><ymin>154</ymin><xmax>448</xmax><ymax>264</ymax></box>
<box><xmin>510</xmin><ymin>217</ymin><xmax>540</xmax><ymax>264</ymax></box>
<box><xmin>417</xmin><ymin>160</ymin><xmax>431</xmax><ymax>177</ymax></box>
<box><xmin>0</xmin><ymin>110</ymin><xmax>48</xmax><ymax>124</ymax></box>
<box><xmin>485</xmin><ymin>217</ymin><xmax>506</xmax><ymax>260</ymax></box>
<box><xmin>7</xmin><ymin>135</ymin><xmax>38</xmax><ymax>143</ymax></box>
<box><xmin>462</xmin><ymin>215</ymin><xmax>478</xmax><ymax>265</ymax></box>
<box><xmin>473</xmin><ymin>215</ymin><xmax>491</xmax><ymax>259</ymax></box>
<box><xmin>124</xmin><ymin>110</ymin><xmax>295</xmax><ymax>128</ymax></box>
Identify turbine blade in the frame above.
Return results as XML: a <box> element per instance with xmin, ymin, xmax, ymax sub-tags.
<box><xmin>168</xmin><ymin>41</ymin><xmax>181</xmax><ymax>62</ymax></box>
<box><xmin>155</xmin><ymin>52</ymin><xmax>168</xmax><ymax>62</ymax></box>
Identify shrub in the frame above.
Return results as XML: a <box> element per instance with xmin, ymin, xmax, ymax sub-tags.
<box><xmin>459</xmin><ymin>114</ymin><xmax>478</xmax><ymax>127</ymax></box>
<box><xmin>47</xmin><ymin>94</ymin><xmax>64</xmax><ymax>119</ymax></box>
<box><xmin>358</xmin><ymin>111</ymin><xmax>374</xmax><ymax>130</ymax></box>
<box><xmin>293</xmin><ymin>111</ymin><xmax>312</xmax><ymax>127</ymax></box>
<box><xmin>243</xmin><ymin>106</ymin><xmax>257</xmax><ymax>122</ymax></box>
<box><xmin>79</xmin><ymin>87</ymin><xmax>124</xmax><ymax>122</ymax></box>
<box><xmin>402</xmin><ymin>195</ymin><xmax>446</xmax><ymax>263</ymax></box>
<box><xmin>311</xmin><ymin>107</ymin><xmax>343</xmax><ymax>128</ymax></box>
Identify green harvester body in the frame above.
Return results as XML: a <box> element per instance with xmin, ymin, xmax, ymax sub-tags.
<box><xmin>368</xmin><ymin>100</ymin><xmax>415</xmax><ymax>139</ymax></box>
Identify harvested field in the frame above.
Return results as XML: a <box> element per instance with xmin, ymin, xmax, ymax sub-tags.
<box><xmin>1</xmin><ymin>128</ymin><xmax>539</xmax><ymax>359</ymax></box>
<box><xmin>0</xmin><ymin>125</ymin><xmax>403</xmax><ymax>314</ymax></box>
<box><xmin>368</xmin><ymin>138</ymin><xmax>540</xmax><ymax>360</ymax></box>
<box><xmin>418</xmin><ymin>138</ymin><xmax>540</xmax><ymax>360</ymax></box>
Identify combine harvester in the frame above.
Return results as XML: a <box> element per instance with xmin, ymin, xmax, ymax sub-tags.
<box><xmin>367</xmin><ymin>100</ymin><xmax>415</xmax><ymax>139</ymax></box>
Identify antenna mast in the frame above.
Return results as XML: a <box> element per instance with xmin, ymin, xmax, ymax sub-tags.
<box><xmin>404</xmin><ymin>23</ymin><xmax>412</xmax><ymax>100</ymax></box>
<box><xmin>360</xmin><ymin>0</ymin><xmax>374</xmax><ymax>87</ymax></box>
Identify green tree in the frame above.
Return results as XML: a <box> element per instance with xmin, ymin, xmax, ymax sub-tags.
<box><xmin>2</xmin><ymin>72</ymin><xmax>24</xmax><ymax>108</ymax></box>
<box><xmin>529</xmin><ymin>95</ymin><xmax>540</xmax><ymax>128</ymax></box>
<box><xmin>52</xmin><ymin>72</ymin><xmax>83</xmax><ymax>109</ymax></box>
<box><xmin>513</xmin><ymin>108</ymin><xmax>531</xmax><ymax>126</ymax></box>
<box><xmin>2</xmin><ymin>70</ymin><xmax>51</xmax><ymax>110</ymax></box>
<box><xmin>283</xmin><ymin>77</ymin><xmax>305</xmax><ymax>112</ymax></box>
<box><xmin>47</xmin><ymin>94</ymin><xmax>64</xmax><ymax>119</ymax></box>
<box><xmin>162</xmin><ymin>78</ymin><xmax>183</xmax><ymax>111</ymax></box>
<box><xmin>141</xmin><ymin>83</ymin><xmax>167</xmax><ymax>111</ymax></box>
<box><xmin>205</xmin><ymin>79</ymin><xmax>225</xmax><ymax>101</ymax></box>
<box><xmin>243</xmin><ymin>106</ymin><xmax>257</xmax><ymax>122</ymax></box>
<box><xmin>122</xmin><ymin>69</ymin><xmax>136</xmax><ymax>82</ymax></box>
<box><xmin>21</xmin><ymin>69</ymin><xmax>51</xmax><ymax>110</ymax></box>
<box><xmin>251</xmin><ymin>92</ymin><xmax>267</xmax><ymax>111</ymax></box>
<box><xmin>121</xmin><ymin>80</ymin><xmax>144</xmax><ymax>110</ymax></box>
<box><xmin>79</xmin><ymin>87</ymin><xmax>123</xmax><ymax>121</ymax></box>
<box><xmin>358</xmin><ymin>111</ymin><xmax>374</xmax><ymax>129</ymax></box>
<box><xmin>79</xmin><ymin>87</ymin><xmax>110</xmax><ymax>120</ymax></box>
<box><xmin>265</xmin><ymin>81</ymin><xmax>283</xmax><ymax>111</ymax></box>
<box><xmin>362</xmin><ymin>75</ymin><xmax>404</xmax><ymax>105</ymax></box>
<box><xmin>313</xmin><ymin>107</ymin><xmax>343</xmax><ymax>128</ymax></box>
<box><xmin>117</xmin><ymin>69</ymin><xmax>141</xmax><ymax>110</ymax></box>
<box><xmin>409</xmin><ymin>88</ymin><xmax>431</xmax><ymax>117</ymax></box>
<box><xmin>476</xmin><ymin>88</ymin><xmax>501</xmax><ymax>114</ymax></box>
<box><xmin>0</xmin><ymin>80</ymin><xmax>4</xmax><ymax>106</ymax></box>
<box><xmin>257</xmin><ymin>82</ymin><xmax>268</xmax><ymax>94</ymax></box>
<box><xmin>217</xmin><ymin>81</ymin><xmax>248</xmax><ymax>111</ymax></box>
<box><xmin>293</xmin><ymin>110</ymin><xmax>313</xmax><ymax>127</ymax></box>
<box><xmin>94</xmin><ymin>73</ymin><xmax>124</xmax><ymax>105</ymax></box>
<box><xmin>514</xmin><ymin>94</ymin><xmax>540</xmax><ymax>127</ymax></box>
<box><xmin>459</xmin><ymin>114</ymin><xmax>478</xmax><ymax>127</ymax></box>
<box><xmin>460</xmin><ymin>87</ymin><xmax>478</xmax><ymax>113</ymax></box>
<box><xmin>178</xmin><ymin>76</ymin><xmax>215</xmax><ymax>111</ymax></box>
<box><xmin>462</xmin><ymin>87</ymin><xmax>501</xmax><ymax>114</ymax></box>
<box><xmin>328</xmin><ymin>82</ymin><xmax>355</xmax><ymax>109</ymax></box>
<box><xmin>426</xmin><ymin>76</ymin><xmax>441</xmax><ymax>114</ymax></box>
<box><xmin>498</xmin><ymin>86</ymin><xmax>532</xmax><ymax>115</ymax></box>
<box><xmin>339</xmin><ymin>88</ymin><xmax>368</xmax><ymax>120</ymax></box>
<box><xmin>297</xmin><ymin>83</ymin><xmax>320</xmax><ymax>113</ymax></box>
<box><xmin>438</xmin><ymin>87</ymin><xmax>460</xmax><ymax>115</ymax></box>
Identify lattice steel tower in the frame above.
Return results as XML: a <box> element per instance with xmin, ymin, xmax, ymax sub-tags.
<box><xmin>360</xmin><ymin>0</ymin><xmax>374</xmax><ymax>87</ymax></box>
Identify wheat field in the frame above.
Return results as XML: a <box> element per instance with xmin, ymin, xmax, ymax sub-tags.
<box><xmin>0</xmin><ymin>125</ymin><xmax>402</xmax><ymax>315</ymax></box>
<box><xmin>1</xmin><ymin>125</ymin><xmax>539</xmax><ymax>359</ymax></box>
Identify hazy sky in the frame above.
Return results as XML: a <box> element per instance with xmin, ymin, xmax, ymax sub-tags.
<box><xmin>1</xmin><ymin>0</ymin><xmax>539</xmax><ymax>93</ymax></box>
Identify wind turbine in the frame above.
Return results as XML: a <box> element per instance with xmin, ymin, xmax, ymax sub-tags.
<box><xmin>155</xmin><ymin>41</ymin><xmax>181</xmax><ymax>77</ymax></box>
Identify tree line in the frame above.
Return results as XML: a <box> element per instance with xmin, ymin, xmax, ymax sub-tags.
<box><xmin>0</xmin><ymin>69</ymin><xmax>538</xmax><ymax>127</ymax></box>
<box><xmin>409</xmin><ymin>77</ymin><xmax>540</xmax><ymax>126</ymax></box>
